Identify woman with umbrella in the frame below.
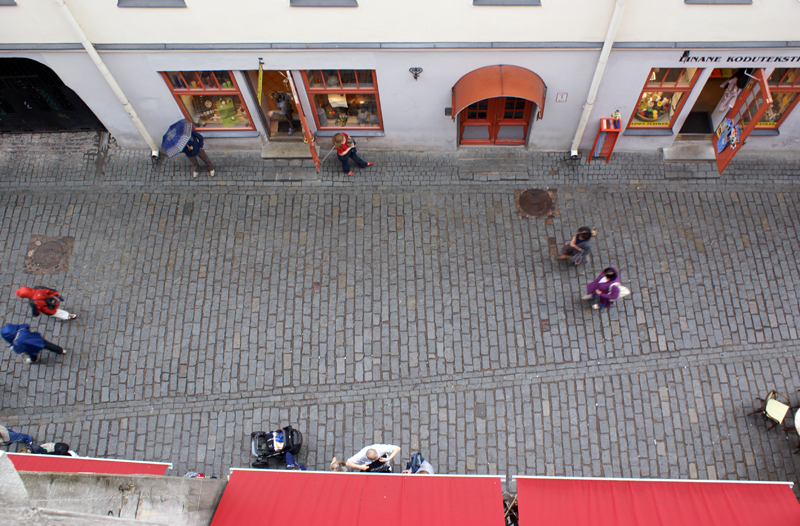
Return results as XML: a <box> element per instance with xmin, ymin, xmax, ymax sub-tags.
<box><xmin>162</xmin><ymin>119</ymin><xmax>215</xmax><ymax>178</ymax></box>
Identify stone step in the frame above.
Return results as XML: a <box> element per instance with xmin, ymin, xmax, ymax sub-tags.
<box><xmin>457</xmin><ymin>158</ymin><xmax>529</xmax><ymax>180</ymax></box>
<box><xmin>261</xmin><ymin>141</ymin><xmax>319</xmax><ymax>159</ymax></box>
<box><xmin>661</xmin><ymin>141</ymin><xmax>716</xmax><ymax>162</ymax></box>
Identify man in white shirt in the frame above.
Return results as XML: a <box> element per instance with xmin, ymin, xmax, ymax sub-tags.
<box><xmin>346</xmin><ymin>443</ymin><xmax>401</xmax><ymax>471</ymax></box>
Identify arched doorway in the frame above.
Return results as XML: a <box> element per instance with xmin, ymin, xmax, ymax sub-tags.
<box><xmin>0</xmin><ymin>58</ymin><xmax>104</xmax><ymax>133</ymax></box>
<box><xmin>452</xmin><ymin>65</ymin><xmax>546</xmax><ymax>146</ymax></box>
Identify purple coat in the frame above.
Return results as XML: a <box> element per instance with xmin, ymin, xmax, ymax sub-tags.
<box><xmin>586</xmin><ymin>267</ymin><xmax>621</xmax><ymax>307</ymax></box>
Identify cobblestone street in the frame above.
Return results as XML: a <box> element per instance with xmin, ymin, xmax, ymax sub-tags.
<box><xmin>1</xmin><ymin>134</ymin><xmax>799</xmax><ymax>493</ymax></box>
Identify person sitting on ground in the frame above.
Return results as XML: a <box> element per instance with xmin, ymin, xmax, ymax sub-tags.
<box><xmin>19</xmin><ymin>442</ymin><xmax>78</xmax><ymax>456</ymax></box>
<box><xmin>402</xmin><ymin>452</ymin><xmax>435</xmax><ymax>474</ymax></box>
<box><xmin>557</xmin><ymin>227</ymin><xmax>596</xmax><ymax>266</ymax></box>
<box><xmin>345</xmin><ymin>443</ymin><xmax>401</xmax><ymax>472</ymax></box>
<box><xmin>0</xmin><ymin>424</ymin><xmax>33</xmax><ymax>446</ymax></box>
<box><xmin>330</xmin><ymin>456</ymin><xmax>348</xmax><ymax>472</ymax></box>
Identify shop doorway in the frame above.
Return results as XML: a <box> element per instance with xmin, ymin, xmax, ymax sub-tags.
<box><xmin>459</xmin><ymin>97</ymin><xmax>535</xmax><ymax>145</ymax></box>
<box><xmin>0</xmin><ymin>58</ymin><xmax>104</xmax><ymax>133</ymax></box>
<box><xmin>451</xmin><ymin>65</ymin><xmax>546</xmax><ymax>148</ymax></box>
<box><xmin>245</xmin><ymin>69</ymin><xmax>302</xmax><ymax>141</ymax></box>
<box><xmin>680</xmin><ymin>68</ymin><xmax>745</xmax><ymax>136</ymax></box>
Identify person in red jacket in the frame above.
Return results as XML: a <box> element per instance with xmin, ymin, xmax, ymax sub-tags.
<box><xmin>15</xmin><ymin>286</ymin><xmax>76</xmax><ymax>321</ymax></box>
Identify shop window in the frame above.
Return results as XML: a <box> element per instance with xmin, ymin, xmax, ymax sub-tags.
<box><xmin>303</xmin><ymin>70</ymin><xmax>383</xmax><ymax>130</ymax></box>
<box><xmin>757</xmin><ymin>68</ymin><xmax>800</xmax><ymax>129</ymax></box>
<box><xmin>161</xmin><ymin>71</ymin><xmax>254</xmax><ymax>131</ymax></box>
<box><xmin>627</xmin><ymin>68</ymin><xmax>700</xmax><ymax>129</ymax></box>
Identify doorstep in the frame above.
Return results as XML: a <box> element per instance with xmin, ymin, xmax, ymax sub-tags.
<box><xmin>261</xmin><ymin>141</ymin><xmax>318</xmax><ymax>159</ymax></box>
<box><xmin>661</xmin><ymin>140</ymin><xmax>716</xmax><ymax>162</ymax></box>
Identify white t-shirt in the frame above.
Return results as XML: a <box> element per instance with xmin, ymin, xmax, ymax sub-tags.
<box><xmin>347</xmin><ymin>444</ymin><xmax>398</xmax><ymax>466</ymax></box>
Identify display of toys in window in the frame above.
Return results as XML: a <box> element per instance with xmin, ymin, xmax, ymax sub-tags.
<box><xmin>335</xmin><ymin>111</ymin><xmax>349</xmax><ymax>127</ymax></box>
<box><xmin>636</xmin><ymin>93</ymin><xmax>672</xmax><ymax>121</ymax></box>
<box><xmin>715</xmin><ymin>118</ymin><xmax>741</xmax><ymax>154</ymax></box>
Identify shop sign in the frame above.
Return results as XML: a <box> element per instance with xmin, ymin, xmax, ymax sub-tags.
<box><xmin>679</xmin><ymin>50</ymin><xmax>800</xmax><ymax>64</ymax></box>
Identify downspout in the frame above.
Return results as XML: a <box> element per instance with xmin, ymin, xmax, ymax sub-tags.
<box><xmin>570</xmin><ymin>0</ymin><xmax>625</xmax><ymax>159</ymax></box>
<box><xmin>51</xmin><ymin>0</ymin><xmax>159</xmax><ymax>158</ymax></box>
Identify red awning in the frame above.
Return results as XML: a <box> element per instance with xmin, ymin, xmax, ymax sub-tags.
<box><xmin>211</xmin><ymin>470</ymin><xmax>506</xmax><ymax>526</ymax></box>
<box><xmin>7</xmin><ymin>453</ymin><xmax>172</xmax><ymax>476</ymax></box>
<box><xmin>452</xmin><ymin>65</ymin><xmax>547</xmax><ymax>120</ymax></box>
<box><xmin>517</xmin><ymin>477</ymin><xmax>800</xmax><ymax>526</ymax></box>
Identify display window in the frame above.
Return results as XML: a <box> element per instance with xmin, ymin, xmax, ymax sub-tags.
<box><xmin>627</xmin><ymin>68</ymin><xmax>701</xmax><ymax>129</ymax></box>
<box><xmin>757</xmin><ymin>68</ymin><xmax>800</xmax><ymax>129</ymax></box>
<box><xmin>302</xmin><ymin>70</ymin><xmax>383</xmax><ymax>130</ymax></box>
<box><xmin>161</xmin><ymin>70</ymin><xmax>255</xmax><ymax>130</ymax></box>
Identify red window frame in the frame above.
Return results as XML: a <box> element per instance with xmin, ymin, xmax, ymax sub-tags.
<box><xmin>161</xmin><ymin>70</ymin><xmax>255</xmax><ymax>131</ymax></box>
<box><xmin>627</xmin><ymin>68</ymin><xmax>702</xmax><ymax>130</ymax></box>
<box><xmin>302</xmin><ymin>70</ymin><xmax>383</xmax><ymax>131</ymax></box>
<box><xmin>757</xmin><ymin>68</ymin><xmax>800</xmax><ymax>129</ymax></box>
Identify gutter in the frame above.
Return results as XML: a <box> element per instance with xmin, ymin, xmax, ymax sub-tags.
<box><xmin>570</xmin><ymin>0</ymin><xmax>625</xmax><ymax>158</ymax></box>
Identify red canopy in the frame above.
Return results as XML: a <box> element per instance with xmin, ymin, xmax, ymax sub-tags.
<box><xmin>7</xmin><ymin>453</ymin><xmax>172</xmax><ymax>476</ymax></box>
<box><xmin>211</xmin><ymin>470</ymin><xmax>506</xmax><ymax>526</ymax></box>
<box><xmin>517</xmin><ymin>476</ymin><xmax>800</xmax><ymax>526</ymax></box>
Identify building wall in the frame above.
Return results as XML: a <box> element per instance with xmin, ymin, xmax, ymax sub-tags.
<box><xmin>2</xmin><ymin>0</ymin><xmax>799</xmax><ymax>46</ymax></box>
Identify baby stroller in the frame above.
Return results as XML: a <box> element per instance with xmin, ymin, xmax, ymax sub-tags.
<box><xmin>250</xmin><ymin>425</ymin><xmax>303</xmax><ymax>469</ymax></box>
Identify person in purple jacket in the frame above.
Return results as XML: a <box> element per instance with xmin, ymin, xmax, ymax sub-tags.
<box><xmin>582</xmin><ymin>266</ymin><xmax>621</xmax><ymax>310</ymax></box>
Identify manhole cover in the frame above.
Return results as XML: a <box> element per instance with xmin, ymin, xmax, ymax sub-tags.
<box><xmin>32</xmin><ymin>240</ymin><xmax>66</xmax><ymax>268</ymax></box>
<box><xmin>519</xmin><ymin>189</ymin><xmax>553</xmax><ymax>217</ymax></box>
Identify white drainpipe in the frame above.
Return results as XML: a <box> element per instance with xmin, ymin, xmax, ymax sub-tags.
<box><xmin>52</xmin><ymin>0</ymin><xmax>159</xmax><ymax>158</ymax></box>
<box><xmin>570</xmin><ymin>0</ymin><xmax>626</xmax><ymax>159</ymax></box>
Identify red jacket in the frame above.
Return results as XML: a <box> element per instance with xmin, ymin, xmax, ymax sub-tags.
<box><xmin>15</xmin><ymin>286</ymin><xmax>61</xmax><ymax>316</ymax></box>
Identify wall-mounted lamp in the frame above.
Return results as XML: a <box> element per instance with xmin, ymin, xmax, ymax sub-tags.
<box><xmin>409</xmin><ymin>67</ymin><xmax>423</xmax><ymax>80</ymax></box>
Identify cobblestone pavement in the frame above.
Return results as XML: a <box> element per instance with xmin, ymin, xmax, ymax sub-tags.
<box><xmin>1</xmin><ymin>133</ymin><xmax>799</xmax><ymax>493</ymax></box>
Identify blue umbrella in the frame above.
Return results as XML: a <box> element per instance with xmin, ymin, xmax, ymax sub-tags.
<box><xmin>161</xmin><ymin>119</ymin><xmax>194</xmax><ymax>158</ymax></box>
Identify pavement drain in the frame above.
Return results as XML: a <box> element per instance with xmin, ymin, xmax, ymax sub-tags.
<box><xmin>23</xmin><ymin>235</ymin><xmax>74</xmax><ymax>274</ymax></box>
<box><xmin>515</xmin><ymin>189</ymin><xmax>559</xmax><ymax>220</ymax></box>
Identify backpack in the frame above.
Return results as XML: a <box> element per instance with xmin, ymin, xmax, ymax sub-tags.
<box><xmin>406</xmin><ymin>452</ymin><xmax>424</xmax><ymax>473</ymax></box>
<box><xmin>52</xmin><ymin>442</ymin><xmax>70</xmax><ymax>455</ymax></box>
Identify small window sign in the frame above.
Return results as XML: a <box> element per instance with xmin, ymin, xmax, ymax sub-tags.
<box><xmin>556</xmin><ymin>93</ymin><xmax>568</xmax><ymax>103</ymax></box>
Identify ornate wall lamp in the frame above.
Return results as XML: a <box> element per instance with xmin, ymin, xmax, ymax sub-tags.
<box><xmin>409</xmin><ymin>67</ymin><xmax>423</xmax><ymax>80</ymax></box>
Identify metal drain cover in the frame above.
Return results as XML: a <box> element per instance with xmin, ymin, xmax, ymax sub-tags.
<box><xmin>32</xmin><ymin>240</ymin><xmax>66</xmax><ymax>268</ymax></box>
<box><xmin>518</xmin><ymin>189</ymin><xmax>553</xmax><ymax>217</ymax></box>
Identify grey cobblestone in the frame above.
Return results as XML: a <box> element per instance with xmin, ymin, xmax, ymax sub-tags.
<box><xmin>0</xmin><ymin>133</ymin><xmax>799</xmax><ymax>494</ymax></box>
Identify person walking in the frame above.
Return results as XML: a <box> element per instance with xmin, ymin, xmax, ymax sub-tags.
<box><xmin>0</xmin><ymin>424</ymin><xmax>33</xmax><ymax>446</ymax></box>
<box><xmin>557</xmin><ymin>226</ymin><xmax>596</xmax><ymax>266</ymax></box>
<box><xmin>15</xmin><ymin>286</ymin><xmax>76</xmax><ymax>321</ymax></box>
<box><xmin>333</xmin><ymin>132</ymin><xmax>373</xmax><ymax>176</ymax></box>
<box><xmin>2</xmin><ymin>323</ymin><xmax>67</xmax><ymax>364</ymax></box>
<box><xmin>183</xmin><ymin>129</ymin><xmax>215</xmax><ymax>179</ymax></box>
<box><xmin>268</xmin><ymin>91</ymin><xmax>297</xmax><ymax>135</ymax></box>
<box><xmin>582</xmin><ymin>266</ymin><xmax>621</xmax><ymax>310</ymax></box>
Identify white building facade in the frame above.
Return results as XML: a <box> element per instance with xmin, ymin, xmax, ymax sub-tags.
<box><xmin>1</xmin><ymin>0</ymin><xmax>799</xmax><ymax>169</ymax></box>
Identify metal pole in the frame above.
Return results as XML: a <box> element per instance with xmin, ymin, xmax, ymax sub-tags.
<box><xmin>569</xmin><ymin>0</ymin><xmax>625</xmax><ymax>159</ymax></box>
<box><xmin>51</xmin><ymin>0</ymin><xmax>159</xmax><ymax>157</ymax></box>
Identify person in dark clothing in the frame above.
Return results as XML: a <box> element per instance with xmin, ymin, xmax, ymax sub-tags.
<box><xmin>0</xmin><ymin>424</ymin><xmax>33</xmax><ymax>446</ymax></box>
<box><xmin>581</xmin><ymin>266</ymin><xmax>621</xmax><ymax>310</ymax></box>
<box><xmin>557</xmin><ymin>227</ymin><xmax>596</xmax><ymax>266</ymax></box>
<box><xmin>269</xmin><ymin>91</ymin><xmax>297</xmax><ymax>135</ymax></box>
<box><xmin>1</xmin><ymin>323</ymin><xmax>66</xmax><ymax>364</ymax></box>
<box><xmin>15</xmin><ymin>286</ymin><xmax>76</xmax><ymax>321</ymax></box>
<box><xmin>183</xmin><ymin>130</ymin><xmax>215</xmax><ymax>178</ymax></box>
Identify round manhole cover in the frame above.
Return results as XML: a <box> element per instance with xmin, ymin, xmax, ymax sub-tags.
<box><xmin>32</xmin><ymin>240</ymin><xmax>66</xmax><ymax>268</ymax></box>
<box><xmin>519</xmin><ymin>189</ymin><xmax>552</xmax><ymax>217</ymax></box>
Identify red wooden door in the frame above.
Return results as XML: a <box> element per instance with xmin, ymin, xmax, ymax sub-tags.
<box><xmin>713</xmin><ymin>68</ymin><xmax>772</xmax><ymax>174</ymax></box>
<box><xmin>460</xmin><ymin>97</ymin><xmax>533</xmax><ymax>145</ymax></box>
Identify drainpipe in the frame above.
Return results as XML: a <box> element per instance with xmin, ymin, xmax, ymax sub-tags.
<box><xmin>51</xmin><ymin>0</ymin><xmax>159</xmax><ymax>158</ymax></box>
<box><xmin>570</xmin><ymin>0</ymin><xmax>625</xmax><ymax>159</ymax></box>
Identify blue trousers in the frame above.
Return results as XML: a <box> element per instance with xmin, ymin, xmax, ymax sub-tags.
<box><xmin>6</xmin><ymin>429</ymin><xmax>33</xmax><ymax>444</ymax></box>
<box><xmin>338</xmin><ymin>148</ymin><xmax>368</xmax><ymax>173</ymax></box>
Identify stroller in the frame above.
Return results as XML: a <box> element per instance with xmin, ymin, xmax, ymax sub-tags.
<box><xmin>250</xmin><ymin>425</ymin><xmax>303</xmax><ymax>469</ymax></box>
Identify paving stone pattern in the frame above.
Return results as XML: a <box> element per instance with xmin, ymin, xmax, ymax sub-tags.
<box><xmin>0</xmin><ymin>133</ymin><xmax>799</xmax><ymax>493</ymax></box>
